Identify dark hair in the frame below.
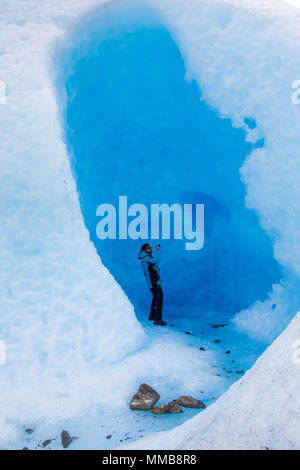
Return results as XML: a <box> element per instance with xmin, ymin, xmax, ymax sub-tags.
<box><xmin>140</xmin><ymin>243</ymin><xmax>150</xmax><ymax>252</ymax></box>
<box><xmin>138</xmin><ymin>243</ymin><xmax>150</xmax><ymax>259</ymax></box>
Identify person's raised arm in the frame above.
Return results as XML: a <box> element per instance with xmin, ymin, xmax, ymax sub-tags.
<box><xmin>147</xmin><ymin>244</ymin><xmax>161</xmax><ymax>264</ymax></box>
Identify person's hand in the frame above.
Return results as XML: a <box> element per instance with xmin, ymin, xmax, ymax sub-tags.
<box><xmin>155</xmin><ymin>244</ymin><xmax>160</xmax><ymax>250</ymax></box>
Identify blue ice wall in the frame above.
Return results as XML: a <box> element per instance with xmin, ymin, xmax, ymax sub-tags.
<box><xmin>61</xmin><ymin>6</ymin><xmax>281</xmax><ymax>322</ymax></box>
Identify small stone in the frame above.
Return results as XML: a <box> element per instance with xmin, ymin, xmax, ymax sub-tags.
<box><xmin>214</xmin><ymin>340</ymin><xmax>221</xmax><ymax>343</ymax></box>
<box><xmin>106</xmin><ymin>434</ymin><xmax>112</xmax><ymax>439</ymax></box>
<box><xmin>130</xmin><ymin>383</ymin><xmax>160</xmax><ymax>410</ymax></box>
<box><xmin>185</xmin><ymin>331</ymin><xmax>191</xmax><ymax>335</ymax></box>
<box><xmin>176</xmin><ymin>395</ymin><xmax>206</xmax><ymax>409</ymax></box>
<box><xmin>22</xmin><ymin>447</ymin><xmax>29</xmax><ymax>450</ymax></box>
<box><xmin>25</xmin><ymin>428</ymin><xmax>34</xmax><ymax>434</ymax></box>
<box><xmin>42</xmin><ymin>439</ymin><xmax>52</xmax><ymax>448</ymax></box>
<box><xmin>152</xmin><ymin>402</ymin><xmax>183</xmax><ymax>415</ymax></box>
<box><xmin>61</xmin><ymin>430</ymin><xmax>72</xmax><ymax>449</ymax></box>
<box><xmin>225</xmin><ymin>350</ymin><xmax>231</xmax><ymax>354</ymax></box>
<box><xmin>199</xmin><ymin>347</ymin><xmax>205</xmax><ymax>351</ymax></box>
<box><xmin>212</xmin><ymin>324</ymin><xmax>227</xmax><ymax>329</ymax></box>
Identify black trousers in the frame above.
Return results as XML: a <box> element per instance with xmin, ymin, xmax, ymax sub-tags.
<box><xmin>150</xmin><ymin>284</ymin><xmax>163</xmax><ymax>320</ymax></box>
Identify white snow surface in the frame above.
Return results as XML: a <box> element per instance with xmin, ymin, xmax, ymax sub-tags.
<box><xmin>120</xmin><ymin>311</ymin><xmax>300</xmax><ymax>450</ymax></box>
<box><xmin>283</xmin><ymin>0</ymin><xmax>300</xmax><ymax>8</ymax></box>
<box><xmin>1</xmin><ymin>0</ymin><xmax>300</xmax><ymax>449</ymax></box>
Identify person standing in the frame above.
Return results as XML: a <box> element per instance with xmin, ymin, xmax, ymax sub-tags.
<box><xmin>138</xmin><ymin>243</ymin><xmax>166</xmax><ymax>326</ymax></box>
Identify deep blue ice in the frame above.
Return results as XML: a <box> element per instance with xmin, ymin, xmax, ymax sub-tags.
<box><xmin>61</xmin><ymin>8</ymin><xmax>281</xmax><ymax>325</ymax></box>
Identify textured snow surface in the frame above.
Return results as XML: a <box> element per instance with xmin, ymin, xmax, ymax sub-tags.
<box><xmin>0</xmin><ymin>0</ymin><xmax>146</xmax><ymax>444</ymax></box>
<box><xmin>120</xmin><ymin>312</ymin><xmax>300</xmax><ymax>450</ymax></box>
<box><xmin>1</xmin><ymin>0</ymin><xmax>300</xmax><ymax>448</ymax></box>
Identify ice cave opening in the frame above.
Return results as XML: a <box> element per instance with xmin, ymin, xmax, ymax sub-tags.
<box><xmin>58</xmin><ymin>3</ymin><xmax>281</xmax><ymax>325</ymax></box>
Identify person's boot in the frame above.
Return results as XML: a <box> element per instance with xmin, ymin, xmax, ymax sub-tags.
<box><xmin>153</xmin><ymin>319</ymin><xmax>167</xmax><ymax>326</ymax></box>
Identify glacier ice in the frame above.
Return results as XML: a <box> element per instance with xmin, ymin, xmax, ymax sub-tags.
<box><xmin>57</xmin><ymin>3</ymin><xmax>281</xmax><ymax>326</ymax></box>
<box><xmin>0</xmin><ymin>0</ymin><xmax>300</xmax><ymax>449</ymax></box>
<box><xmin>121</xmin><ymin>311</ymin><xmax>300</xmax><ymax>450</ymax></box>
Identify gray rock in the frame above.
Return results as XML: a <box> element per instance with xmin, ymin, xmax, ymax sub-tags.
<box><xmin>152</xmin><ymin>402</ymin><xmax>183</xmax><ymax>415</ymax></box>
<box><xmin>176</xmin><ymin>395</ymin><xmax>206</xmax><ymax>409</ymax></box>
<box><xmin>42</xmin><ymin>439</ymin><xmax>52</xmax><ymax>448</ymax></box>
<box><xmin>61</xmin><ymin>430</ymin><xmax>72</xmax><ymax>448</ymax></box>
<box><xmin>130</xmin><ymin>383</ymin><xmax>160</xmax><ymax>410</ymax></box>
